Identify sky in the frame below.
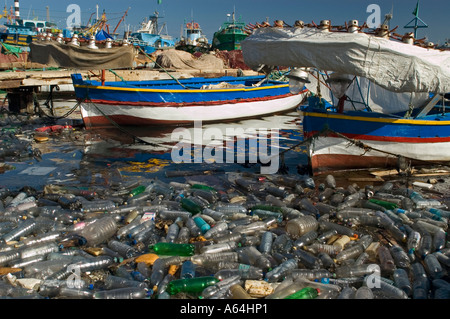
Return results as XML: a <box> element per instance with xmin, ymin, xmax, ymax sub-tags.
<box><xmin>5</xmin><ymin>0</ymin><xmax>450</xmax><ymax>44</ymax></box>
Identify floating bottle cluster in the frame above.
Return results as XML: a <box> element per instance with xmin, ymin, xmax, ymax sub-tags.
<box><xmin>0</xmin><ymin>171</ymin><xmax>448</xmax><ymax>300</ymax></box>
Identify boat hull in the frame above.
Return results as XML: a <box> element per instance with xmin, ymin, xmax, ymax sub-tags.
<box><xmin>72</xmin><ymin>74</ymin><xmax>307</xmax><ymax>127</ymax></box>
<box><xmin>301</xmin><ymin>110</ymin><xmax>450</xmax><ymax>174</ymax></box>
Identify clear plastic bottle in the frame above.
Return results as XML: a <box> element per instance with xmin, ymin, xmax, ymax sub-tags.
<box><xmin>77</xmin><ymin>216</ymin><xmax>117</xmax><ymax>246</ymax></box>
<box><xmin>214</xmin><ymin>267</ymin><xmax>263</xmax><ymax>281</ymax></box>
<box><xmin>335</xmin><ymin>263</ymin><xmax>378</xmax><ymax>278</ymax></box>
<box><xmin>158</xmin><ymin>210</ymin><xmax>192</xmax><ymax>222</ymax></box>
<box><xmin>203</xmin><ymin>221</ymin><xmax>229</xmax><ymax>240</ymax></box>
<box><xmin>393</xmin><ymin>268</ymin><xmax>412</xmax><ymax>296</ymax></box>
<box><xmin>2</xmin><ymin>219</ymin><xmax>38</xmax><ymax>243</ymax></box>
<box><xmin>93</xmin><ymin>287</ymin><xmax>149</xmax><ymax>299</ymax></box>
<box><xmin>251</xmin><ymin>209</ymin><xmax>283</xmax><ymax>223</ymax></box>
<box><xmin>0</xmin><ymin>249</ymin><xmax>21</xmax><ymax>267</ymax></box>
<box><xmin>107</xmin><ymin>240</ymin><xmax>139</xmax><ymax>259</ymax></box>
<box><xmin>389</xmin><ymin>245</ymin><xmax>411</xmax><ymax>268</ymax></box>
<box><xmin>191</xmin><ymin>251</ymin><xmax>239</xmax><ymax>266</ymax></box>
<box><xmin>165</xmin><ymin>222</ymin><xmax>180</xmax><ymax>243</ymax></box>
<box><xmin>201</xmin><ymin>275</ymin><xmax>241</xmax><ymax>299</ymax></box>
<box><xmin>200</xmin><ymin>242</ymin><xmax>238</xmax><ymax>254</ymax></box>
<box><xmin>19</xmin><ymin>242</ymin><xmax>60</xmax><ymax>260</ymax></box>
<box><xmin>80</xmin><ymin>199</ymin><xmax>116</xmax><ymax>213</ymax></box>
<box><xmin>126</xmin><ymin>219</ymin><xmax>154</xmax><ymax>240</ymax></box>
<box><xmin>237</xmin><ymin>246</ymin><xmax>272</xmax><ymax>271</ymax></box>
<box><xmin>424</xmin><ymin>253</ymin><xmax>444</xmax><ymax>279</ymax></box>
<box><xmin>354</xmin><ymin>286</ymin><xmax>374</xmax><ymax>299</ymax></box>
<box><xmin>337</xmin><ymin>286</ymin><xmax>356</xmax><ymax>299</ymax></box>
<box><xmin>288</xmin><ymin>269</ymin><xmax>333</xmax><ymax>281</ymax></box>
<box><xmin>265</xmin><ymin>258</ymin><xmax>298</xmax><ymax>282</ymax></box>
<box><xmin>377</xmin><ymin>245</ymin><xmax>396</xmax><ymax>275</ymax></box>
<box><xmin>175</xmin><ymin>227</ymin><xmax>191</xmax><ymax>244</ymax></box>
<box><xmin>286</xmin><ymin>215</ymin><xmax>318</xmax><ymax>239</ymax></box>
<box><xmin>232</xmin><ymin>218</ymin><xmax>276</xmax><ymax>236</ymax></box>
<box><xmin>103</xmin><ymin>274</ymin><xmax>148</xmax><ymax>290</ymax></box>
<box><xmin>293</xmin><ymin>230</ymin><xmax>319</xmax><ymax>249</ymax></box>
<box><xmin>370</xmin><ymin>279</ymin><xmax>409</xmax><ymax>299</ymax></box>
<box><xmin>202</xmin><ymin>208</ymin><xmax>226</xmax><ymax>221</ymax></box>
<box><xmin>58</xmin><ymin>286</ymin><xmax>94</xmax><ymax>299</ymax></box>
<box><xmin>292</xmin><ymin>248</ymin><xmax>322</xmax><ymax>269</ymax></box>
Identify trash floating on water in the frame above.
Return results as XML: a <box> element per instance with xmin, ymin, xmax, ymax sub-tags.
<box><xmin>0</xmin><ymin>169</ymin><xmax>448</xmax><ymax>300</ymax></box>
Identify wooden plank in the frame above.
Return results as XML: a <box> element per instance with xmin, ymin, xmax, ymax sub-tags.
<box><xmin>0</xmin><ymin>80</ymin><xmax>23</xmax><ymax>89</ymax></box>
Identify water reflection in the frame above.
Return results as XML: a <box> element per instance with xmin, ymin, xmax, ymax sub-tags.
<box><xmin>82</xmin><ymin>111</ymin><xmax>307</xmax><ymax>177</ymax></box>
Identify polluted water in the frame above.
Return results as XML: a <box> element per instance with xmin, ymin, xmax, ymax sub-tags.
<box><xmin>0</xmin><ymin>101</ymin><xmax>449</xmax><ymax>301</ymax></box>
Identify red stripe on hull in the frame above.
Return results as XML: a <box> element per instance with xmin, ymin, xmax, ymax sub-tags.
<box><xmin>82</xmin><ymin>115</ymin><xmax>193</xmax><ymax>127</ymax></box>
<box><xmin>305</xmin><ymin>131</ymin><xmax>450</xmax><ymax>144</ymax></box>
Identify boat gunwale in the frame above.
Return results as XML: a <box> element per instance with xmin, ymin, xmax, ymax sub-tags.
<box><xmin>302</xmin><ymin>110</ymin><xmax>450</xmax><ymax>126</ymax></box>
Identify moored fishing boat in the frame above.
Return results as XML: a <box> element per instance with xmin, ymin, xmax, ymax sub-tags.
<box><xmin>241</xmin><ymin>19</ymin><xmax>450</xmax><ymax>175</ymax></box>
<box><xmin>70</xmin><ymin>73</ymin><xmax>308</xmax><ymax>127</ymax></box>
<box><xmin>212</xmin><ymin>11</ymin><xmax>248</xmax><ymax>51</ymax></box>
<box><xmin>175</xmin><ymin>20</ymin><xmax>210</xmax><ymax>54</ymax></box>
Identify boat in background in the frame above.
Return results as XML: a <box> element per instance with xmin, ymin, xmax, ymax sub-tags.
<box><xmin>175</xmin><ymin>20</ymin><xmax>210</xmax><ymax>54</ymax></box>
<box><xmin>128</xmin><ymin>11</ymin><xmax>175</xmax><ymax>54</ymax></box>
<box><xmin>71</xmin><ymin>73</ymin><xmax>308</xmax><ymax>127</ymax></box>
<box><xmin>242</xmin><ymin>18</ymin><xmax>450</xmax><ymax>175</ymax></box>
<box><xmin>212</xmin><ymin>11</ymin><xmax>248</xmax><ymax>51</ymax></box>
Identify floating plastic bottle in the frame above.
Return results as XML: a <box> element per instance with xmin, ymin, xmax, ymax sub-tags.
<box><xmin>265</xmin><ymin>258</ymin><xmax>298</xmax><ymax>282</ymax></box>
<box><xmin>393</xmin><ymin>268</ymin><xmax>412</xmax><ymax>296</ymax></box>
<box><xmin>191</xmin><ymin>251</ymin><xmax>239</xmax><ymax>267</ymax></box>
<box><xmin>76</xmin><ymin>216</ymin><xmax>117</xmax><ymax>246</ymax></box>
<box><xmin>424</xmin><ymin>254</ymin><xmax>444</xmax><ymax>279</ymax></box>
<box><xmin>104</xmin><ymin>274</ymin><xmax>148</xmax><ymax>290</ymax></box>
<box><xmin>284</xmin><ymin>287</ymin><xmax>319</xmax><ymax>299</ymax></box>
<box><xmin>181</xmin><ymin>197</ymin><xmax>203</xmax><ymax>214</ymax></box>
<box><xmin>148</xmin><ymin>242</ymin><xmax>195</xmax><ymax>256</ymax></box>
<box><xmin>166</xmin><ymin>276</ymin><xmax>219</xmax><ymax>295</ymax></box>
<box><xmin>285</xmin><ymin>215</ymin><xmax>318</xmax><ymax>239</ymax></box>
<box><xmin>354</xmin><ymin>286</ymin><xmax>374</xmax><ymax>299</ymax></box>
<box><xmin>193</xmin><ymin>216</ymin><xmax>211</xmax><ymax>234</ymax></box>
<box><xmin>389</xmin><ymin>245</ymin><xmax>411</xmax><ymax>268</ymax></box>
<box><xmin>107</xmin><ymin>240</ymin><xmax>139</xmax><ymax>259</ymax></box>
<box><xmin>93</xmin><ymin>287</ymin><xmax>149</xmax><ymax>299</ymax></box>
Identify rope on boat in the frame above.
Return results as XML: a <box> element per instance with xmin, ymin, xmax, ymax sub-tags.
<box><xmin>33</xmin><ymin>89</ymin><xmax>82</xmax><ymax>120</ymax></box>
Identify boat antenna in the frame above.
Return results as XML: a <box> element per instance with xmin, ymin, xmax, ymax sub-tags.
<box><xmin>382</xmin><ymin>4</ymin><xmax>394</xmax><ymax>28</ymax></box>
<box><xmin>404</xmin><ymin>0</ymin><xmax>428</xmax><ymax>39</ymax></box>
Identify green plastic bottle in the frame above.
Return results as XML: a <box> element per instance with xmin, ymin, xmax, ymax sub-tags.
<box><xmin>284</xmin><ymin>287</ymin><xmax>319</xmax><ymax>299</ymax></box>
<box><xmin>191</xmin><ymin>184</ymin><xmax>217</xmax><ymax>193</ymax></box>
<box><xmin>129</xmin><ymin>185</ymin><xmax>146</xmax><ymax>197</ymax></box>
<box><xmin>167</xmin><ymin>276</ymin><xmax>219</xmax><ymax>295</ymax></box>
<box><xmin>148</xmin><ymin>242</ymin><xmax>195</xmax><ymax>256</ymax></box>
<box><xmin>181</xmin><ymin>197</ymin><xmax>203</xmax><ymax>214</ymax></box>
<box><xmin>368</xmin><ymin>198</ymin><xmax>398</xmax><ymax>210</ymax></box>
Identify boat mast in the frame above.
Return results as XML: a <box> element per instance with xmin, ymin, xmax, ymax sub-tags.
<box><xmin>404</xmin><ymin>0</ymin><xmax>428</xmax><ymax>39</ymax></box>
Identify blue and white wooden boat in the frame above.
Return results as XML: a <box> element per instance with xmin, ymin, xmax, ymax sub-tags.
<box><xmin>242</xmin><ymin>19</ymin><xmax>450</xmax><ymax>174</ymax></box>
<box><xmin>71</xmin><ymin>74</ymin><xmax>308</xmax><ymax>127</ymax></box>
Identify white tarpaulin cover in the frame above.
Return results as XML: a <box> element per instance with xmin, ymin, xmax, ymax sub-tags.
<box><xmin>242</xmin><ymin>27</ymin><xmax>450</xmax><ymax>93</ymax></box>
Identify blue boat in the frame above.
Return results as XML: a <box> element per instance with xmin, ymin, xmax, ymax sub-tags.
<box><xmin>242</xmin><ymin>19</ymin><xmax>450</xmax><ymax>174</ymax></box>
<box><xmin>128</xmin><ymin>11</ymin><xmax>175</xmax><ymax>54</ymax></box>
<box><xmin>71</xmin><ymin>73</ymin><xmax>308</xmax><ymax>127</ymax></box>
